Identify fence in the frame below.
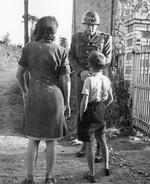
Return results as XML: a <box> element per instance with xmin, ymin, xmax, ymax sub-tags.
<box><xmin>132</xmin><ymin>51</ymin><xmax>150</xmax><ymax>135</ymax></box>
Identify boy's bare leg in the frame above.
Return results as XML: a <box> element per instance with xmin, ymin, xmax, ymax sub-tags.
<box><xmin>76</xmin><ymin>141</ymin><xmax>103</xmax><ymax>159</ymax></box>
<box><xmin>96</xmin><ymin>125</ymin><xmax>110</xmax><ymax>176</ymax></box>
<box><xmin>100</xmin><ymin>132</ymin><xmax>110</xmax><ymax>176</ymax></box>
<box><xmin>100</xmin><ymin>134</ymin><xmax>109</xmax><ymax>169</ymax></box>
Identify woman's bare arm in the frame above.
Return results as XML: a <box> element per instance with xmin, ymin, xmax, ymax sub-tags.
<box><xmin>59</xmin><ymin>73</ymin><xmax>71</xmax><ymax>118</ymax></box>
<box><xmin>16</xmin><ymin>65</ymin><xmax>28</xmax><ymax>94</ymax></box>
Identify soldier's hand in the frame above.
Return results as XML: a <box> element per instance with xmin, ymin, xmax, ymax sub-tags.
<box><xmin>80</xmin><ymin>70</ymin><xmax>91</xmax><ymax>81</ymax></box>
<box><xmin>22</xmin><ymin>92</ymin><xmax>28</xmax><ymax>107</ymax></box>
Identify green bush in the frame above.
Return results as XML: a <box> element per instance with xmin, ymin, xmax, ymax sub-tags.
<box><xmin>109</xmin><ymin>69</ymin><xmax>133</xmax><ymax>136</ymax></box>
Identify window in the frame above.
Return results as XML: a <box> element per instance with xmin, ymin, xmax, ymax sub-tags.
<box><xmin>127</xmin><ymin>53</ymin><xmax>132</xmax><ymax>60</ymax></box>
<box><xmin>127</xmin><ymin>39</ymin><xmax>133</xmax><ymax>46</ymax></box>
<box><xmin>125</xmin><ymin>66</ymin><xmax>132</xmax><ymax>74</ymax></box>
<box><xmin>141</xmin><ymin>31</ymin><xmax>150</xmax><ymax>38</ymax></box>
<box><xmin>128</xmin><ymin>25</ymin><xmax>133</xmax><ymax>33</ymax></box>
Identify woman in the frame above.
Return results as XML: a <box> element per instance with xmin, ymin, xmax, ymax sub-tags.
<box><xmin>16</xmin><ymin>16</ymin><xmax>71</xmax><ymax>184</ymax></box>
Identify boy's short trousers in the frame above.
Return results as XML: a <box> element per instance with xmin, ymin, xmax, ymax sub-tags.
<box><xmin>77</xmin><ymin>101</ymin><xmax>106</xmax><ymax>142</ymax></box>
<box><xmin>78</xmin><ymin>121</ymin><xmax>106</xmax><ymax>142</ymax></box>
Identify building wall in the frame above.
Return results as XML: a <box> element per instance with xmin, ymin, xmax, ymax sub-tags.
<box><xmin>72</xmin><ymin>0</ymin><xmax>112</xmax><ymax>34</ymax></box>
<box><xmin>72</xmin><ymin>0</ymin><xmax>150</xmax><ymax>35</ymax></box>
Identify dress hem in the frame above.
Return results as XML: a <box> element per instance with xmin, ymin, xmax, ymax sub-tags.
<box><xmin>25</xmin><ymin>135</ymin><xmax>62</xmax><ymax>141</ymax></box>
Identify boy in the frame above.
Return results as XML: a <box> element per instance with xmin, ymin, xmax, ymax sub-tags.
<box><xmin>78</xmin><ymin>51</ymin><xmax>113</xmax><ymax>183</ymax></box>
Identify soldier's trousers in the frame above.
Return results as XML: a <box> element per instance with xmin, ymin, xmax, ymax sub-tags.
<box><xmin>75</xmin><ymin>75</ymin><xmax>84</xmax><ymax>113</ymax></box>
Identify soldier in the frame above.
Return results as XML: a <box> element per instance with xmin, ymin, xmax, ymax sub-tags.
<box><xmin>69</xmin><ymin>10</ymin><xmax>112</xmax><ymax>162</ymax></box>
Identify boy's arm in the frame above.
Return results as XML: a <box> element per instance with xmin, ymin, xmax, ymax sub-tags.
<box><xmin>105</xmin><ymin>85</ymin><xmax>113</xmax><ymax>108</ymax></box>
<box><xmin>80</xmin><ymin>94</ymin><xmax>89</xmax><ymax>120</ymax></box>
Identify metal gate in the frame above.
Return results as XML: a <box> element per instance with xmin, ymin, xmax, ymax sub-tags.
<box><xmin>132</xmin><ymin>51</ymin><xmax>150</xmax><ymax>135</ymax></box>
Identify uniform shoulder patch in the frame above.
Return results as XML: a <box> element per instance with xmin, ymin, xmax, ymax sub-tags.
<box><xmin>102</xmin><ymin>32</ymin><xmax>111</xmax><ymax>38</ymax></box>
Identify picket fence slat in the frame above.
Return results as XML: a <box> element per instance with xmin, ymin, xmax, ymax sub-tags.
<box><xmin>132</xmin><ymin>52</ymin><xmax>150</xmax><ymax>135</ymax></box>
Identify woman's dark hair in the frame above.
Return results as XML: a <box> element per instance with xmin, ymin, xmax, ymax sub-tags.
<box><xmin>88</xmin><ymin>51</ymin><xmax>106</xmax><ymax>70</ymax></box>
<box><xmin>34</xmin><ymin>16</ymin><xmax>58</xmax><ymax>42</ymax></box>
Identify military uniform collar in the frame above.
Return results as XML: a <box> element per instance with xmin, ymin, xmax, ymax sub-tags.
<box><xmin>81</xmin><ymin>31</ymin><xmax>103</xmax><ymax>42</ymax></box>
<box><xmin>81</xmin><ymin>32</ymin><xmax>90</xmax><ymax>42</ymax></box>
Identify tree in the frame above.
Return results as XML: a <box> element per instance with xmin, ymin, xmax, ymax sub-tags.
<box><xmin>59</xmin><ymin>37</ymin><xmax>68</xmax><ymax>48</ymax></box>
<box><xmin>22</xmin><ymin>13</ymin><xmax>38</xmax><ymax>42</ymax></box>
<box><xmin>28</xmin><ymin>14</ymin><xmax>38</xmax><ymax>27</ymax></box>
<box><xmin>22</xmin><ymin>14</ymin><xmax>38</xmax><ymax>29</ymax></box>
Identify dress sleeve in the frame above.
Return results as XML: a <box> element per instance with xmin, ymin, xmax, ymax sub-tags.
<box><xmin>18</xmin><ymin>47</ymin><xmax>28</xmax><ymax>67</ymax></box>
<box><xmin>82</xmin><ymin>78</ymin><xmax>91</xmax><ymax>96</ymax></box>
<box><xmin>60</xmin><ymin>48</ymin><xmax>71</xmax><ymax>75</ymax></box>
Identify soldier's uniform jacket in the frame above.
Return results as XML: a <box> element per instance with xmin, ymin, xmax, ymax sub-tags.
<box><xmin>69</xmin><ymin>31</ymin><xmax>112</xmax><ymax>75</ymax></box>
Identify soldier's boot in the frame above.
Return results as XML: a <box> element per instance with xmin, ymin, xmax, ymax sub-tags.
<box><xmin>76</xmin><ymin>142</ymin><xmax>86</xmax><ymax>157</ymax></box>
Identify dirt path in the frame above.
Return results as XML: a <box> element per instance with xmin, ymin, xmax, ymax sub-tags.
<box><xmin>0</xmin><ymin>69</ymin><xmax>150</xmax><ymax>184</ymax></box>
<box><xmin>0</xmin><ymin>69</ymin><xmax>19</xmax><ymax>135</ymax></box>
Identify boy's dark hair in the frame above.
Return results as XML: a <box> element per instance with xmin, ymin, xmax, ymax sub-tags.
<box><xmin>88</xmin><ymin>51</ymin><xmax>106</xmax><ymax>70</ymax></box>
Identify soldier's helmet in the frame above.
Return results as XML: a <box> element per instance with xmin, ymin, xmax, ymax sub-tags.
<box><xmin>82</xmin><ymin>11</ymin><xmax>100</xmax><ymax>25</ymax></box>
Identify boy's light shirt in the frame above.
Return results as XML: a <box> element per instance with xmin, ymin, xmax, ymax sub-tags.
<box><xmin>81</xmin><ymin>72</ymin><xmax>111</xmax><ymax>102</ymax></box>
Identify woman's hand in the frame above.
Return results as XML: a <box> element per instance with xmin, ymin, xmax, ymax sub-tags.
<box><xmin>64</xmin><ymin>104</ymin><xmax>71</xmax><ymax>120</ymax></box>
<box><xmin>80</xmin><ymin>70</ymin><xmax>91</xmax><ymax>81</ymax></box>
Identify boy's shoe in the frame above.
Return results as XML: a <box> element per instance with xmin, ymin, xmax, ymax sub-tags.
<box><xmin>21</xmin><ymin>178</ymin><xmax>35</xmax><ymax>184</ymax></box>
<box><xmin>45</xmin><ymin>178</ymin><xmax>57</xmax><ymax>184</ymax></box>
<box><xmin>105</xmin><ymin>168</ymin><xmax>110</xmax><ymax>176</ymax></box>
<box><xmin>84</xmin><ymin>172</ymin><xmax>97</xmax><ymax>183</ymax></box>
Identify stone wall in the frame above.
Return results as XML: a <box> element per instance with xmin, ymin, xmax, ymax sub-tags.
<box><xmin>112</xmin><ymin>0</ymin><xmax>150</xmax><ymax>41</ymax></box>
